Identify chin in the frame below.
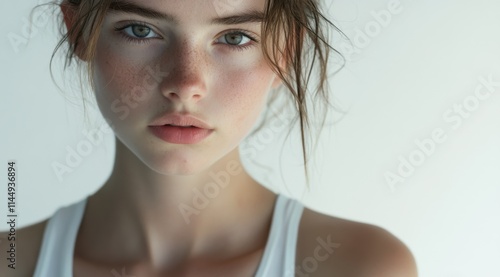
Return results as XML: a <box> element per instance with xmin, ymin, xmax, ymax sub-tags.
<box><xmin>142</xmin><ymin>149</ymin><xmax>214</xmax><ymax>176</ymax></box>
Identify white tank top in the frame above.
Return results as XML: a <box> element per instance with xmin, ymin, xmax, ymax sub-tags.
<box><xmin>32</xmin><ymin>193</ymin><xmax>304</xmax><ymax>276</ymax></box>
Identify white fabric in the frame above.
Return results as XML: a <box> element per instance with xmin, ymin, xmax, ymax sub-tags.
<box><xmin>33</xmin><ymin>193</ymin><xmax>304</xmax><ymax>277</ymax></box>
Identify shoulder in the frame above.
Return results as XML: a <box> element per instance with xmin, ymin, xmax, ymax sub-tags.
<box><xmin>0</xmin><ymin>219</ymin><xmax>49</xmax><ymax>277</ymax></box>
<box><xmin>296</xmin><ymin>207</ymin><xmax>418</xmax><ymax>277</ymax></box>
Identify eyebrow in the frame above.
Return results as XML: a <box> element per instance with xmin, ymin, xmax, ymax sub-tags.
<box><xmin>108</xmin><ymin>0</ymin><xmax>265</xmax><ymax>25</ymax></box>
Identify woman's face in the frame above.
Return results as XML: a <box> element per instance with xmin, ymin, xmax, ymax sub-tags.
<box><xmin>91</xmin><ymin>0</ymin><xmax>281</xmax><ymax>175</ymax></box>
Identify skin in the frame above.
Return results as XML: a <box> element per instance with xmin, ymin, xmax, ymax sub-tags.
<box><xmin>0</xmin><ymin>0</ymin><xmax>419</xmax><ymax>276</ymax></box>
<box><xmin>73</xmin><ymin>0</ymin><xmax>285</xmax><ymax>275</ymax></box>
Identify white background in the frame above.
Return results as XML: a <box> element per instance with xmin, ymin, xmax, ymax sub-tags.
<box><xmin>1</xmin><ymin>0</ymin><xmax>500</xmax><ymax>276</ymax></box>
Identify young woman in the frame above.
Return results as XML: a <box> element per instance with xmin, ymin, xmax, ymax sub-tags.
<box><xmin>1</xmin><ymin>0</ymin><xmax>418</xmax><ymax>276</ymax></box>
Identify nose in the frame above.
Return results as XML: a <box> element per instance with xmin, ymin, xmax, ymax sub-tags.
<box><xmin>159</xmin><ymin>41</ymin><xmax>208</xmax><ymax>103</ymax></box>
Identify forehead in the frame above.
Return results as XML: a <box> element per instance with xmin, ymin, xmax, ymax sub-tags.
<box><xmin>106</xmin><ymin>0</ymin><xmax>268</xmax><ymax>25</ymax></box>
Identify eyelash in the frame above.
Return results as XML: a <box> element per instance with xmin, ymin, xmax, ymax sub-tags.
<box><xmin>114</xmin><ymin>21</ymin><xmax>259</xmax><ymax>51</ymax></box>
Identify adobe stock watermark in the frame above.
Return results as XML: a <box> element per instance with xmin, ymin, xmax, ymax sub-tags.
<box><xmin>177</xmin><ymin>159</ymin><xmax>243</xmax><ymax>224</ymax></box>
<box><xmin>111</xmin><ymin>63</ymin><xmax>169</xmax><ymax>120</ymax></box>
<box><xmin>240</xmin><ymin>111</ymin><xmax>295</xmax><ymax>161</ymax></box>
<box><xmin>51</xmin><ymin>63</ymin><xmax>168</xmax><ymax>182</ymax></box>
<box><xmin>8</xmin><ymin>0</ymin><xmax>51</xmax><ymax>54</ymax></box>
<box><xmin>338</xmin><ymin>0</ymin><xmax>406</xmax><ymax>61</ymax></box>
<box><xmin>285</xmin><ymin>235</ymin><xmax>341</xmax><ymax>277</ymax></box>
<box><xmin>385</xmin><ymin>74</ymin><xmax>500</xmax><ymax>192</ymax></box>
<box><xmin>51</xmin><ymin>118</ymin><xmax>114</xmax><ymax>182</ymax></box>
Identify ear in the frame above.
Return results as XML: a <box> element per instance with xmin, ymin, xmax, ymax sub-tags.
<box><xmin>60</xmin><ymin>1</ymin><xmax>87</xmax><ymax>61</ymax></box>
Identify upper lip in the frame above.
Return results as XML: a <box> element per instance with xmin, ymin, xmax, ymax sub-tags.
<box><xmin>149</xmin><ymin>113</ymin><xmax>213</xmax><ymax>129</ymax></box>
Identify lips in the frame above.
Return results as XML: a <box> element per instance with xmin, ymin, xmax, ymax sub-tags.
<box><xmin>165</xmin><ymin>124</ymin><xmax>194</xmax><ymax>127</ymax></box>
<box><xmin>148</xmin><ymin>125</ymin><xmax>213</xmax><ymax>144</ymax></box>
<box><xmin>148</xmin><ymin>112</ymin><xmax>214</xmax><ymax>144</ymax></box>
<box><xmin>149</xmin><ymin>113</ymin><xmax>213</xmax><ymax>129</ymax></box>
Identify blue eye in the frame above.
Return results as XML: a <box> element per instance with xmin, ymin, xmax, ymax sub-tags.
<box><xmin>215</xmin><ymin>30</ymin><xmax>258</xmax><ymax>51</ymax></box>
<box><xmin>218</xmin><ymin>32</ymin><xmax>250</xmax><ymax>46</ymax></box>
<box><xmin>124</xmin><ymin>25</ymin><xmax>157</xmax><ymax>39</ymax></box>
<box><xmin>115</xmin><ymin>22</ymin><xmax>161</xmax><ymax>44</ymax></box>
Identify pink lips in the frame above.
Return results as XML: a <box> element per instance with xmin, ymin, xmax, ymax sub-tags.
<box><xmin>148</xmin><ymin>125</ymin><xmax>213</xmax><ymax>144</ymax></box>
<box><xmin>148</xmin><ymin>113</ymin><xmax>214</xmax><ymax>144</ymax></box>
<box><xmin>149</xmin><ymin>113</ymin><xmax>213</xmax><ymax>129</ymax></box>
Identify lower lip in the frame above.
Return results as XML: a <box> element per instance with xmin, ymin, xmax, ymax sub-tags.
<box><xmin>148</xmin><ymin>125</ymin><xmax>213</xmax><ymax>144</ymax></box>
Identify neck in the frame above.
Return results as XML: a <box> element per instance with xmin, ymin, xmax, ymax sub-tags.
<box><xmin>75</xmin><ymin>137</ymin><xmax>277</xmax><ymax>271</ymax></box>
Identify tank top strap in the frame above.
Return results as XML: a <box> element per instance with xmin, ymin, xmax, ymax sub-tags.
<box><xmin>254</xmin><ymin>194</ymin><xmax>305</xmax><ymax>277</ymax></box>
<box><xmin>32</xmin><ymin>198</ymin><xmax>87</xmax><ymax>277</ymax></box>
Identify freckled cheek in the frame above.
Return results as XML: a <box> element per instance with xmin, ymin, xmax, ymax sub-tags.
<box><xmin>93</xmin><ymin>47</ymin><xmax>151</xmax><ymax>120</ymax></box>
<box><xmin>219</xmin><ymin>65</ymin><xmax>275</xmax><ymax>125</ymax></box>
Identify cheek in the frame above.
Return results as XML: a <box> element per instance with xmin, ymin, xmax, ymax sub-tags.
<box><xmin>93</xmin><ymin>43</ymin><xmax>153</xmax><ymax>124</ymax></box>
<box><xmin>217</xmin><ymin>62</ymin><xmax>275</xmax><ymax>130</ymax></box>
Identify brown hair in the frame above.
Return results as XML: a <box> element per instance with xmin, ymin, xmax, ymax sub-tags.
<box><xmin>37</xmin><ymin>0</ymin><xmax>346</xmax><ymax>189</ymax></box>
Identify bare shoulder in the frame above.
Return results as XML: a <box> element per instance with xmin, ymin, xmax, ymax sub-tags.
<box><xmin>296</xmin><ymin>207</ymin><xmax>418</xmax><ymax>277</ymax></box>
<box><xmin>0</xmin><ymin>219</ymin><xmax>49</xmax><ymax>277</ymax></box>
